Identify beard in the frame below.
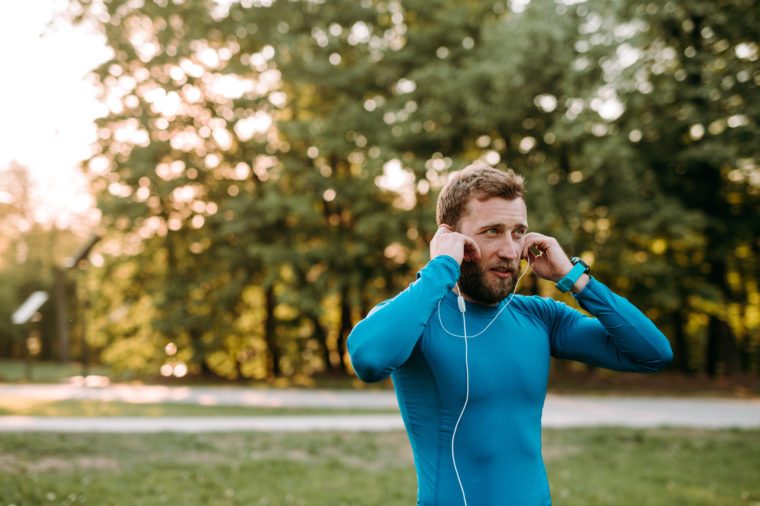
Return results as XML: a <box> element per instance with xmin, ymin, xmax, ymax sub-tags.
<box><xmin>458</xmin><ymin>259</ymin><xmax>519</xmax><ymax>305</ymax></box>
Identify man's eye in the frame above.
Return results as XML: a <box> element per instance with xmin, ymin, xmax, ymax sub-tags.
<box><xmin>514</xmin><ymin>230</ymin><xmax>526</xmax><ymax>238</ymax></box>
<box><xmin>485</xmin><ymin>228</ymin><xmax>498</xmax><ymax>235</ymax></box>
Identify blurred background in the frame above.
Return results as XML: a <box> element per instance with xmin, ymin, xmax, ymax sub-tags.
<box><xmin>2</xmin><ymin>1</ymin><xmax>759</xmax><ymax>505</ymax></box>
<box><xmin>1</xmin><ymin>0</ymin><xmax>758</xmax><ymax>390</ymax></box>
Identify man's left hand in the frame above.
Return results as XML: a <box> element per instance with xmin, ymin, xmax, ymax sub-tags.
<box><xmin>521</xmin><ymin>232</ymin><xmax>589</xmax><ymax>292</ymax></box>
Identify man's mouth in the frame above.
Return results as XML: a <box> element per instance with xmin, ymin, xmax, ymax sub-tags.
<box><xmin>489</xmin><ymin>266</ymin><xmax>515</xmax><ymax>279</ymax></box>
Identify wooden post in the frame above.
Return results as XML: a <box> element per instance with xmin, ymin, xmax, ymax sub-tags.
<box><xmin>54</xmin><ymin>267</ymin><xmax>70</xmax><ymax>363</ymax></box>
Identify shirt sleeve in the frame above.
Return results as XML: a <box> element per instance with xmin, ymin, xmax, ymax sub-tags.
<box><xmin>548</xmin><ymin>276</ymin><xmax>674</xmax><ymax>372</ymax></box>
<box><xmin>347</xmin><ymin>255</ymin><xmax>460</xmax><ymax>382</ymax></box>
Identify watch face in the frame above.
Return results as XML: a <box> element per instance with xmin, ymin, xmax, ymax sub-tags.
<box><xmin>570</xmin><ymin>257</ymin><xmax>590</xmax><ymax>272</ymax></box>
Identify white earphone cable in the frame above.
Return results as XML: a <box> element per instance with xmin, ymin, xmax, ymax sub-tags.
<box><xmin>438</xmin><ymin>261</ymin><xmax>533</xmax><ymax>339</ymax></box>
<box><xmin>451</xmin><ymin>286</ymin><xmax>469</xmax><ymax>506</ymax></box>
<box><xmin>446</xmin><ymin>259</ymin><xmax>533</xmax><ymax>506</ymax></box>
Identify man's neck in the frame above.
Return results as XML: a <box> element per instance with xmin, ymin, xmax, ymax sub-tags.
<box><xmin>454</xmin><ymin>287</ymin><xmax>500</xmax><ymax>307</ymax></box>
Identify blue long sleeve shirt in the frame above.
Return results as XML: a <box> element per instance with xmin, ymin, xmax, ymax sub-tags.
<box><xmin>347</xmin><ymin>255</ymin><xmax>673</xmax><ymax>506</ymax></box>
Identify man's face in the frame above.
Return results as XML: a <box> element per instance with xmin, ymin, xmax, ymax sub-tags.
<box><xmin>456</xmin><ymin>197</ymin><xmax>528</xmax><ymax>305</ymax></box>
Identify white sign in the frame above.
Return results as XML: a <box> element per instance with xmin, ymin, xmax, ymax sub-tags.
<box><xmin>12</xmin><ymin>291</ymin><xmax>49</xmax><ymax>325</ymax></box>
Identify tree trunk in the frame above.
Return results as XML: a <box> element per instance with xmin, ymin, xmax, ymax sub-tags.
<box><xmin>705</xmin><ymin>254</ymin><xmax>740</xmax><ymax>377</ymax></box>
<box><xmin>360</xmin><ymin>289</ymin><xmax>371</xmax><ymax>320</ymax></box>
<box><xmin>310</xmin><ymin>314</ymin><xmax>335</xmax><ymax>373</ymax></box>
<box><xmin>53</xmin><ymin>268</ymin><xmax>71</xmax><ymax>363</ymax></box>
<box><xmin>718</xmin><ymin>318</ymin><xmax>740</xmax><ymax>376</ymax></box>
<box><xmin>264</xmin><ymin>285</ymin><xmax>281</xmax><ymax>378</ymax></box>
<box><xmin>739</xmin><ymin>331</ymin><xmax>751</xmax><ymax>374</ymax></box>
<box><xmin>80</xmin><ymin>296</ymin><xmax>90</xmax><ymax>378</ymax></box>
<box><xmin>706</xmin><ymin>316</ymin><xmax>718</xmax><ymax>378</ymax></box>
<box><xmin>736</xmin><ymin>264</ymin><xmax>752</xmax><ymax>374</ymax></box>
<box><xmin>706</xmin><ymin>315</ymin><xmax>739</xmax><ymax>377</ymax></box>
<box><xmin>336</xmin><ymin>285</ymin><xmax>352</xmax><ymax>374</ymax></box>
<box><xmin>190</xmin><ymin>327</ymin><xmax>214</xmax><ymax>377</ymax></box>
<box><xmin>671</xmin><ymin>306</ymin><xmax>691</xmax><ymax>373</ymax></box>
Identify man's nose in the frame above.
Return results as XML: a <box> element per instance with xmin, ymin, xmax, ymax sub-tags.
<box><xmin>498</xmin><ymin>236</ymin><xmax>519</xmax><ymax>260</ymax></box>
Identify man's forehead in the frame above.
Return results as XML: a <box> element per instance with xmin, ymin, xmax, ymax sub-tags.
<box><xmin>463</xmin><ymin>196</ymin><xmax>528</xmax><ymax>224</ymax></box>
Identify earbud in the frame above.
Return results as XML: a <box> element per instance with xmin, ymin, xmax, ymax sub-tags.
<box><xmin>455</xmin><ymin>284</ymin><xmax>466</xmax><ymax>313</ymax></box>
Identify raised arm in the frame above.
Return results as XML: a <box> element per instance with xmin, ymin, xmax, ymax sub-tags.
<box><xmin>347</xmin><ymin>255</ymin><xmax>459</xmax><ymax>382</ymax></box>
<box><xmin>548</xmin><ymin>277</ymin><xmax>673</xmax><ymax>372</ymax></box>
<box><xmin>521</xmin><ymin>231</ymin><xmax>672</xmax><ymax>372</ymax></box>
<box><xmin>348</xmin><ymin>225</ymin><xmax>480</xmax><ymax>382</ymax></box>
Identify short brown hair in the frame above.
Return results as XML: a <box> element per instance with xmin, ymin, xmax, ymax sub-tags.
<box><xmin>436</xmin><ymin>162</ymin><xmax>525</xmax><ymax>227</ymax></box>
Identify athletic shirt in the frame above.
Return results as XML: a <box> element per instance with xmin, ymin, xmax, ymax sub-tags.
<box><xmin>347</xmin><ymin>255</ymin><xmax>673</xmax><ymax>506</ymax></box>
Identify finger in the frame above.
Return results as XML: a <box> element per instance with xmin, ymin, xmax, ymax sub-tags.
<box><xmin>521</xmin><ymin>234</ymin><xmax>537</xmax><ymax>260</ymax></box>
<box><xmin>522</xmin><ymin>232</ymin><xmax>549</xmax><ymax>258</ymax></box>
<box><xmin>463</xmin><ymin>236</ymin><xmax>481</xmax><ymax>261</ymax></box>
<box><xmin>522</xmin><ymin>243</ymin><xmax>541</xmax><ymax>261</ymax></box>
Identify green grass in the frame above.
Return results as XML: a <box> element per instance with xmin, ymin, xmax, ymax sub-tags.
<box><xmin>0</xmin><ymin>428</ymin><xmax>758</xmax><ymax>505</ymax></box>
<box><xmin>0</xmin><ymin>398</ymin><xmax>398</xmax><ymax>417</ymax></box>
<box><xmin>543</xmin><ymin>428</ymin><xmax>760</xmax><ymax>505</ymax></box>
<box><xmin>0</xmin><ymin>359</ymin><xmax>112</xmax><ymax>383</ymax></box>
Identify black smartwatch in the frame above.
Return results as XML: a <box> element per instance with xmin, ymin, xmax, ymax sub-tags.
<box><xmin>555</xmin><ymin>257</ymin><xmax>591</xmax><ymax>293</ymax></box>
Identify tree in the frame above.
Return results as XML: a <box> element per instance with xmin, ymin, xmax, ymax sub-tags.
<box><xmin>616</xmin><ymin>0</ymin><xmax>760</xmax><ymax>375</ymax></box>
<box><xmin>68</xmin><ymin>0</ymin><xmax>758</xmax><ymax>381</ymax></box>
<box><xmin>0</xmin><ymin>162</ymin><xmax>82</xmax><ymax>362</ymax></box>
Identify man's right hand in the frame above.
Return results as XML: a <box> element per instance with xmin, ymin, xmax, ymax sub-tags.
<box><xmin>430</xmin><ymin>224</ymin><xmax>482</xmax><ymax>265</ymax></box>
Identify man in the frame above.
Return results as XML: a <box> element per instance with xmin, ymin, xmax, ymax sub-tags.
<box><xmin>347</xmin><ymin>163</ymin><xmax>673</xmax><ymax>506</ymax></box>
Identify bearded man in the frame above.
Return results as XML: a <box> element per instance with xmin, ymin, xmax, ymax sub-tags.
<box><xmin>347</xmin><ymin>163</ymin><xmax>673</xmax><ymax>506</ymax></box>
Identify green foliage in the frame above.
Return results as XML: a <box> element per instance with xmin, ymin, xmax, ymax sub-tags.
<box><xmin>0</xmin><ymin>163</ymin><xmax>83</xmax><ymax>362</ymax></box>
<box><xmin>65</xmin><ymin>0</ymin><xmax>758</xmax><ymax>380</ymax></box>
<box><xmin>614</xmin><ymin>0</ymin><xmax>760</xmax><ymax>374</ymax></box>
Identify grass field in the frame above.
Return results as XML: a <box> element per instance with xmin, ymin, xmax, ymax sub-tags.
<box><xmin>0</xmin><ymin>398</ymin><xmax>396</xmax><ymax>417</ymax></box>
<box><xmin>1</xmin><ymin>428</ymin><xmax>758</xmax><ymax>505</ymax></box>
<box><xmin>0</xmin><ymin>360</ymin><xmax>112</xmax><ymax>384</ymax></box>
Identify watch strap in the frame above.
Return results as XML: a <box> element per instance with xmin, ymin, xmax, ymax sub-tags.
<box><xmin>556</xmin><ymin>262</ymin><xmax>588</xmax><ymax>293</ymax></box>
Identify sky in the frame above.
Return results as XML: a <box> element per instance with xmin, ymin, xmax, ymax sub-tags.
<box><xmin>0</xmin><ymin>0</ymin><xmax>110</xmax><ymax>228</ymax></box>
<box><xmin>0</xmin><ymin>1</ymin><xmax>409</xmax><ymax>230</ymax></box>
<box><xmin>0</xmin><ymin>0</ymin><xmax>620</xmax><ymax>232</ymax></box>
